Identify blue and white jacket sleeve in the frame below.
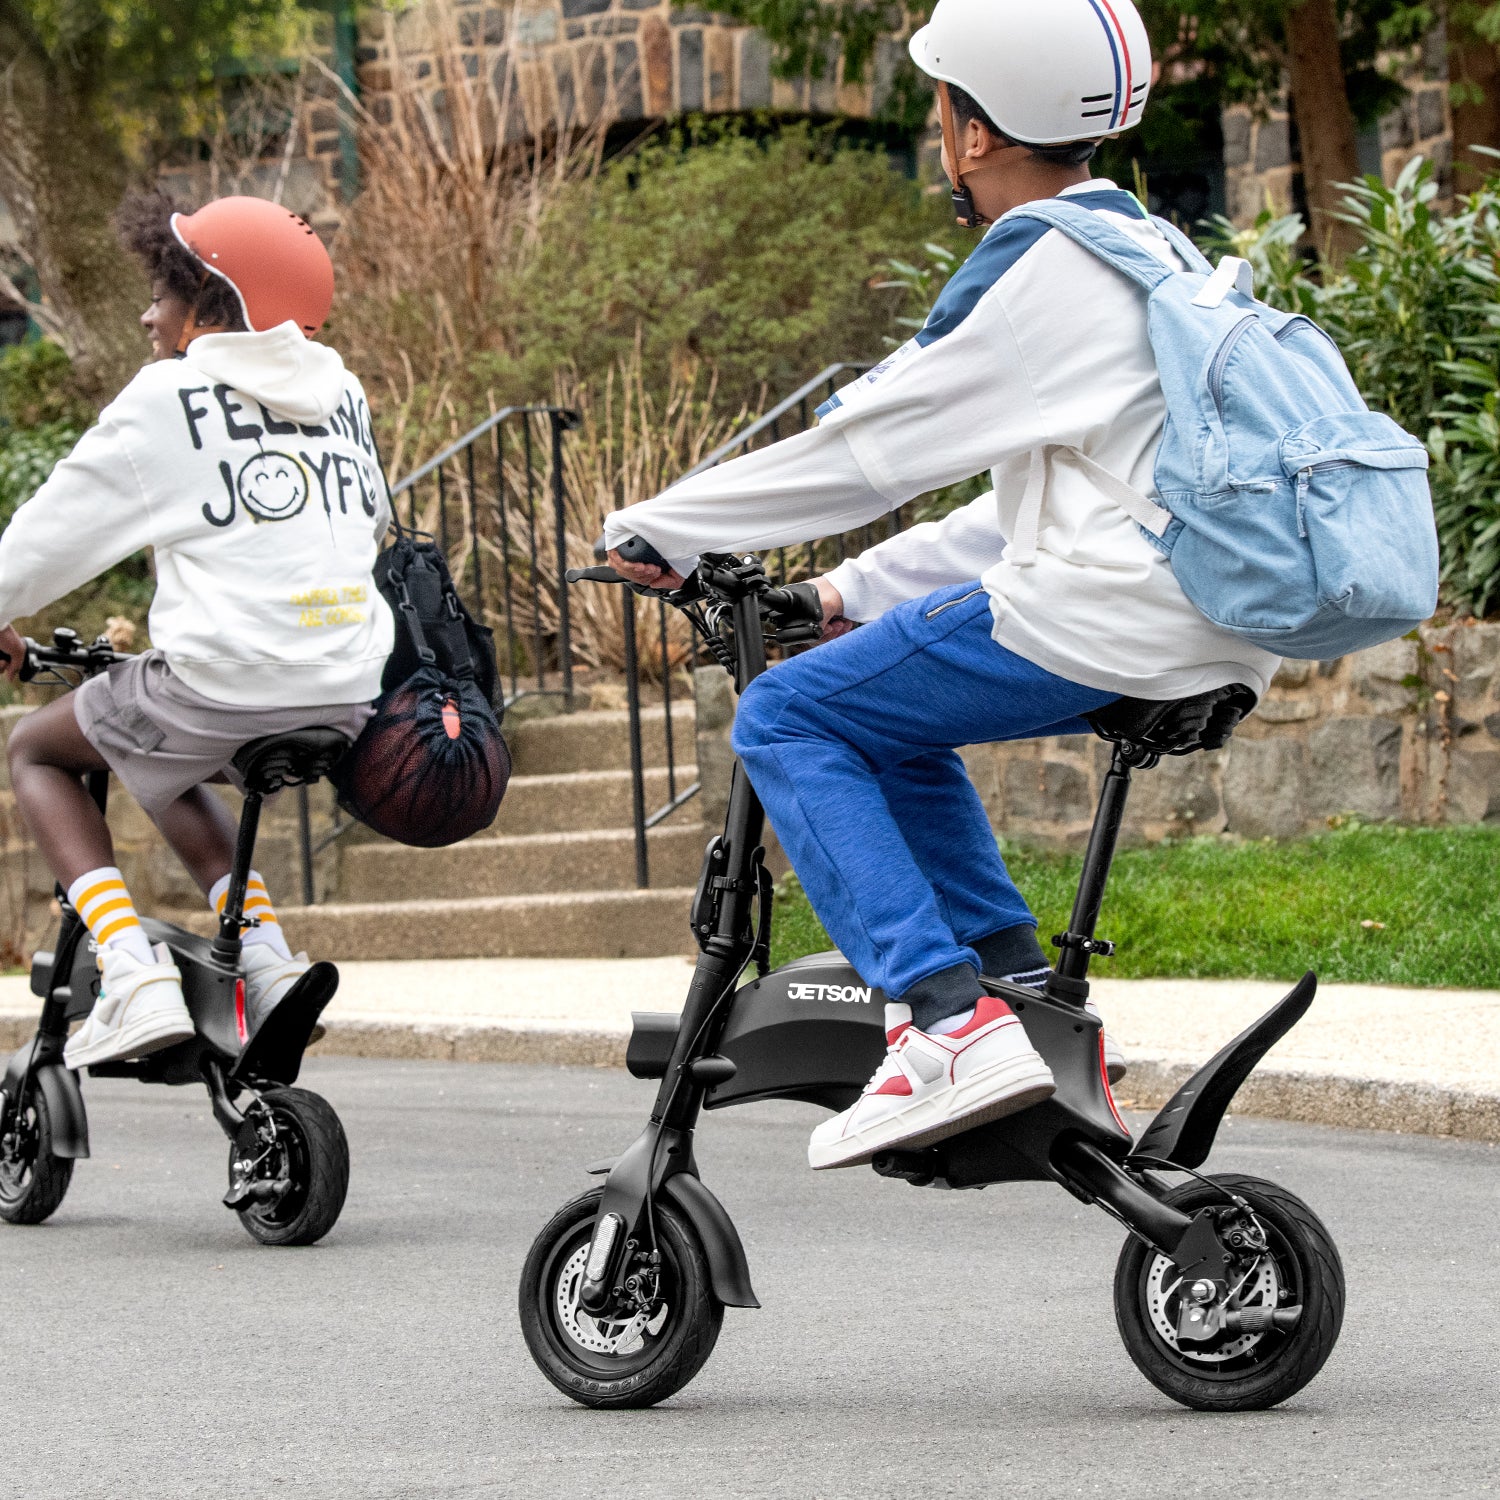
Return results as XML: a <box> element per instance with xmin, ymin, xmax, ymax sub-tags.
<box><xmin>599</xmin><ymin>264</ymin><xmax>1049</xmax><ymax>577</ymax></box>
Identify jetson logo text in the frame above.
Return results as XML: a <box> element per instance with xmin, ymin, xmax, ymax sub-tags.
<box><xmin>788</xmin><ymin>983</ymin><xmax>872</xmax><ymax>1005</ymax></box>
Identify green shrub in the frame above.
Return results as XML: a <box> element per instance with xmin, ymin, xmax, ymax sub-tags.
<box><xmin>478</xmin><ymin>123</ymin><xmax>963</xmax><ymax>417</ymax></box>
<box><xmin>0</xmin><ymin>422</ymin><xmax>82</xmax><ymax>525</ymax></box>
<box><xmin>0</xmin><ymin>341</ymin><xmax>93</xmax><ymax>433</ymax></box>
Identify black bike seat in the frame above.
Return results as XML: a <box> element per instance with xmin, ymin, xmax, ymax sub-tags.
<box><xmin>232</xmin><ymin>729</ymin><xmax>352</xmax><ymax>795</ymax></box>
<box><xmin>1084</xmin><ymin>684</ymin><xmax>1258</xmax><ymax>757</ymax></box>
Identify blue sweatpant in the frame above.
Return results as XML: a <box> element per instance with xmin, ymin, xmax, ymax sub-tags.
<box><xmin>731</xmin><ymin>582</ymin><xmax>1118</xmax><ymax>1011</ymax></box>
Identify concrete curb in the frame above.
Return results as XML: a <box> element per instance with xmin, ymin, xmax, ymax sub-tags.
<box><xmin>8</xmin><ymin>1012</ymin><xmax>1495</xmax><ymax>1146</ymax></box>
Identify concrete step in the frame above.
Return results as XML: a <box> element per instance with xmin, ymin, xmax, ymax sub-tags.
<box><xmin>340</xmin><ymin>823</ymin><xmax>708</xmax><ymax>901</ymax></box>
<box><xmin>507</xmin><ymin>706</ymin><xmax>697</xmax><ymax>777</ymax></box>
<box><xmin>494</xmin><ymin>766</ymin><xmax>697</xmax><ymax>836</ymax></box>
<box><xmin>170</xmin><ymin>888</ymin><xmax>699</xmax><ymax>961</ymax></box>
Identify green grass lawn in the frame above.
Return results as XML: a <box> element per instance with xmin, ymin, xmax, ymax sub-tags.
<box><xmin>769</xmin><ymin>823</ymin><xmax>1500</xmax><ymax>990</ymax></box>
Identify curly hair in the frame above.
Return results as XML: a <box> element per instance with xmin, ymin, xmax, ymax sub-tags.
<box><xmin>117</xmin><ymin>190</ymin><xmax>247</xmax><ymax>331</ymax></box>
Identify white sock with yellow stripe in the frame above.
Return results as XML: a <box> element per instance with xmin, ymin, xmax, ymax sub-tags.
<box><xmin>67</xmin><ymin>866</ymin><xmax>156</xmax><ymax>966</ymax></box>
<box><xmin>208</xmin><ymin>870</ymin><xmax>293</xmax><ymax>961</ymax></box>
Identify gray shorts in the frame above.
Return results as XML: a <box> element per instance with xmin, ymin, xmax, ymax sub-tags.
<box><xmin>73</xmin><ymin>650</ymin><xmax>373</xmax><ymax>814</ymax></box>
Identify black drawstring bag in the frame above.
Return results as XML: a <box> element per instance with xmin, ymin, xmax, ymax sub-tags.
<box><xmin>331</xmin><ymin>525</ymin><xmax>511</xmax><ymax>847</ymax></box>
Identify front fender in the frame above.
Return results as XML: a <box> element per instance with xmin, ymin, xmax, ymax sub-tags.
<box><xmin>4</xmin><ymin>1043</ymin><xmax>89</xmax><ymax>1160</ymax></box>
<box><xmin>663</xmin><ymin>1172</ymin><xmax>759</xmax><ymax>1310</ymax></box>
<box><xmin>35</xmin><ymin>1062</ymin><xmax>89</xmax><ymax>1159</ymax></box>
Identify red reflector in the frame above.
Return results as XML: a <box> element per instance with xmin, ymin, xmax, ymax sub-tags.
<box><xmin>441</xmin><ymin>697</ymin><xmax>461</xmax><ymax>740</ymax></box>
<box><xmin>235</xmin><ymin>978</ymin><xmax>248</xmax><ymax>1045</ymax></box>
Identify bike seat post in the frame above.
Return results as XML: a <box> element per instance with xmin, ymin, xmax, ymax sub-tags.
<box><xmin>1048</xmin><ymin>745</ymin><xmax>1137</xmax><ymax>999</ymax></box>
<box><xmin>210</xmin><ymin>789</ymin><xmax>265</xmax><ymax>968</ymax></box>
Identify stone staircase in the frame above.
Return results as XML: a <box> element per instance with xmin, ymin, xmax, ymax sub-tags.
<box><xmin>264</xmin><ymin>705</ymin><xmax>704</xmax><ymax>961</ymax></box>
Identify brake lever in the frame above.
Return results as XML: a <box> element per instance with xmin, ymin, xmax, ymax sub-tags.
<box><xmin>565</xmin><ymin>565</ymin><xmax>706</xmax><ymax>605</ymax></box>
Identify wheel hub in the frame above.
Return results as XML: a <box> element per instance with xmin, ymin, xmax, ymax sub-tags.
<box><xmin>0</xmin><ymin>1103</ymin><xmax>38</xmax><ymax>1191</ymax></box>
<box><xmin>1146</xmin><ymin>1250</ymin><xmax>1280</xmax><ymax>1363</ymax></box>
<box><xmin>554</xmin><ymin>1242</ymin><xmax>667</xmax><ymax>1357</ymax></box>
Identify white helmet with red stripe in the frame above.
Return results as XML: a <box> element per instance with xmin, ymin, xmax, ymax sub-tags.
<box><xmin>909</xmin><ymin>0</ymin><xmax>1152</xmax><ymax>146</ymax></box>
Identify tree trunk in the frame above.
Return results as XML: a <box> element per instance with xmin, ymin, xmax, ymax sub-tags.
<box><xmin>1284</xmin><ymin>0</ymin><xmax>1363</xmax><ymax>264</ymax></box>
<box><xmin>1450</xmin><ymin>25</ymin><xmax>1500</xmax><ymax>192</ymax></box>
<box><xmin>0</xmin><ymin>54</ymin><xmax>148</xmax><ymax>404</ymax></box>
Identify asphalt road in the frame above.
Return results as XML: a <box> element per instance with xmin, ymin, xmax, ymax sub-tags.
<box><xmin>3</xmin><ymin>1058</ymin><xmax>1497</xmax><ymax>1500</ymax></box>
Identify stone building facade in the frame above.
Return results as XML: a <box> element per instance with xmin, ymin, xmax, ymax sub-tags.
<box><xmin>1222</xmin><ymin>31</ymin><xmax>1457</xmax><ymax>224</ymax></box>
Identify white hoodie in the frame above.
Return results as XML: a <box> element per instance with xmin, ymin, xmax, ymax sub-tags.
<box><xmin>0</xmin><ymin>323</ymin><xmax>394</xmax><ymax>707</ymax></box>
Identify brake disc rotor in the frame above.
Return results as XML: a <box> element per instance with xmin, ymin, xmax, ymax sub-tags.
<box><xmin>1145</xmin><ymin>1252</ymin><xmax>1280</xmax><ymax>1363</ymax></box>
<box><xmin>554</xmin><ymin>1242</ymin><xmax>668</xmax><ymax>1357</ymax></box>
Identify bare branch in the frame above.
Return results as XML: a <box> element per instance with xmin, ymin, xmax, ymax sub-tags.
<box><xmin>0</xmin><ymin>266</ymin><xmax>66</xmax><ymax>344</ymax></box>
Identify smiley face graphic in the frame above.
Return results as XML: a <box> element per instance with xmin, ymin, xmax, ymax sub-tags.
<box><xmin>237</xmin><ymin>451</ymin><xmax>309</xmax><ymax>523</ymax></box>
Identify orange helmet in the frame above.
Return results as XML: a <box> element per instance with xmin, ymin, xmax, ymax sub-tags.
<box><xmin>170</xmin><ymin>197</ymin><xmax>334</xmax><ymax>336</ymax></box>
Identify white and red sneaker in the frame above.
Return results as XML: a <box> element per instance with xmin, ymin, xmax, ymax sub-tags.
<box><xmin>808</xmin><ymin>995</ymin><xmax>1056</xmax><ymax>1170</ymax></box>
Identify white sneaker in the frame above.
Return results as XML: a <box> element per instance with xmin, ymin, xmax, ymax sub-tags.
<box><xmin>808</xmin><ymin>996</ymin><xmax>1056</xmax><ymax>1170</ymax></box>
<box><xmin>1085</xmin><ymin>999</ymin><xmax>1128</xmax><ymax>1084</ymax></box>
<box><xmin>240</xmin><ymin>945</ymin><xmax>313</xmax><ymax>1033</ymax></box>
<box><xmin>64</xmin><ymin>943</ymin><xmax>195</xmax><ymax>1069</ymax></box>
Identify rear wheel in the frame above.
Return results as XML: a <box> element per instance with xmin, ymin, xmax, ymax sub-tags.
<box><xmin>228</xmin><ymin>1087</ymin><xmax>349</xmax><ymax>1247</ymax></box>
<box><xmin>1114</xmin><ymin>1172</ymin><xmax>1344</xmax><ymax>1411</ymax></box>
<box><xmin>519</xmin><ymin>1187</ymin><xmax>723</xmax><ymax>1408</ymax></box>
<box><xmin>0</xmin><ymin>1087</ymin><xmax>73</xmax><ymax>1226</ymax></box>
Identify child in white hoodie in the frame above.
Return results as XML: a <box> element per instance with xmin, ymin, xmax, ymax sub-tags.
<box><xmin>0</xmin><ymin>192</ymin><xmax>393</xmax><ymax>1068</ymax></box>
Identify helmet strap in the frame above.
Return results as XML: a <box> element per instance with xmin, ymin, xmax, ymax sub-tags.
<box><xmin>937</xmin><ymin>81</ymin><xmax>1032</xmax><ymax>231</ymax></box>
<box><xmin>173</xmin><ymin>270</ymin><xmax>229</xmax><ymax>354</ymax></box>
<box><xmin>937</xmin><ymin>84</ymin><xmax>982</xmax><ymax>229</ymax></box>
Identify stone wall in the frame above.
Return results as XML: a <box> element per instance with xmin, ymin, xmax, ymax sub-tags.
<box><xmin>695</xmin><ymin>622</ymin><xmax>1500</xmax><ymax>851</ymax></box>
<box><xmin>1222</xmin><ymin>32</ymin><xmax>1455</xmax><ymax>224</ymax></box>
<box><xmin>350</xmin><ymin>0</ymin><xmax>898</xmax><ymax>160</ymax></box>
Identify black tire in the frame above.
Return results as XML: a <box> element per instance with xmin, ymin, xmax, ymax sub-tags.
<box><xmin>1114</xmin><ymin>1172</ymin><xmax>1344</xmax><ymax>1411</ymax></box>
<box><xmin>519</xmin><ymin>1187</ymin><xmax>723</xmax><ymax>1409</ymax></box>
<box><xmin>229</xmin><ymin>1087</ymin><xmax>349</xmax><ymax>1247</ymax></box>
<box><xmin>0</xmin><ymin>1087</ymin><xmax>73</xmax><ymax>1226</ymax></box>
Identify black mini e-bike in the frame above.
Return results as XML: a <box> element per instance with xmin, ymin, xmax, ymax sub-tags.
<box><xmin>519</xmin><ymin>555</ymin><xmax>1346</xmax><ymax>1412</ymax></box>
<box><xmin>0</xmin><ymin>629</ymin><xmax>352</xmax><ymax>1245</ymax></box>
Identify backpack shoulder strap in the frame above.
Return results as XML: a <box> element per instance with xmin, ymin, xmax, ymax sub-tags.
<box><xmin>1008</xmin><ymin>200</ymin><xmax>1215</xmax><ymax>289</ymax></box>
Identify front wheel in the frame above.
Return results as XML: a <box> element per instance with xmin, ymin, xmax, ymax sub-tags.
<box><xmin>519</xmin><ymin>1186</ymin><xmax>723</xmax><ymax>1408</ymax></box>
<box><xmin>0</xmin><ymin>1086</ymin><xmax>74</xmax><ymax>1226</ymax></box>
<box><xmin>227</xmin><ymin>1087</ymin><xmax>349</xmax><ymax>1246</ymax></box>
<box><xmin>1114</xmin><ymin>1172</ymin><xmax>1344</xmax><ymax>1411</ymax></box>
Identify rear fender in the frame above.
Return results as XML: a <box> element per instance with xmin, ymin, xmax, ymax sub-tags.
<box><xmin>1132</xmin><ymin>972</ymin><xmax>1317</xmax><ymax>1170</ymax></box>
<box><xmin>662</xmin><ymin>1172</ymin><xmax>759</xmax><ymax>1310</ymax></box>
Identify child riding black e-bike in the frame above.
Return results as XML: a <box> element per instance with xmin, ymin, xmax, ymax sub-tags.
<box><xmin>518</xmin><ymin>554</ymin><xmax>1347</xmax><ymax>1413</ymax></box>
<box><xmin>0</xmin><ymin>628</ymin><xmax>351</xmax><ymax>1244</ymax></box>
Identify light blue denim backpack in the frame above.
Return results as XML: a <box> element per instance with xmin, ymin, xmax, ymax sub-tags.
<box><xmin>1010</xmin><ymin>201</ymin><xmax>1439</xmax><ymax>660</ymax></box>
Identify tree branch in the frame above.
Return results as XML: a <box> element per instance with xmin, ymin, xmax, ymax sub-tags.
<box><xmin>0</xmin><ymin>266</ymin><xmax>67</xmax><ymax>344</ymax></box>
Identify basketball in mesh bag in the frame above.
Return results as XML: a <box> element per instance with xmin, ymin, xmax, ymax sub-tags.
<box><xmin>332</xmin><ymin>667</ymin><xmax>510</xmax><ymax>847</ymax></box>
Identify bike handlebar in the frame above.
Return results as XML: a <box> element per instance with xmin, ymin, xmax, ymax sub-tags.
<box><xmin>0</xmin><ymin>627</ymin><xmax>133</xmax><ymax>683</ymax></box>
<box><xmin>565</xmin><ymin>553</ymin><xmax>825</xmax><ymax>649</ymax></box>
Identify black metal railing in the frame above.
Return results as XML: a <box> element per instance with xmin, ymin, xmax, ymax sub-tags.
<box><xmin>295</xmin><ymin>367</ymin><xmax>916</xmax><ymax>901</ymax></box>
<box><xmin>620</xmin><ymin>362</ymin><xmax>891</xmax><ymax>889</ymax></box>
<box><xmin>295</xmin><ymin>404</ymin><xmax>580</xmax><ymax>902</ymax></box>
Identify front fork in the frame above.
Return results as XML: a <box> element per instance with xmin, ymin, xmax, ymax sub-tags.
<box><xmin>580</xmin><ymin>750</ymin><xmax>766</xmax><ymax>1315</ymax></box>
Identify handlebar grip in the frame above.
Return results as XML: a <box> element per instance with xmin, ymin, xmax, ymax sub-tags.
<box><xmin>611</xmin><ymin>534</ymin><xmax>673</xmax><ymax>572</ymax></box>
